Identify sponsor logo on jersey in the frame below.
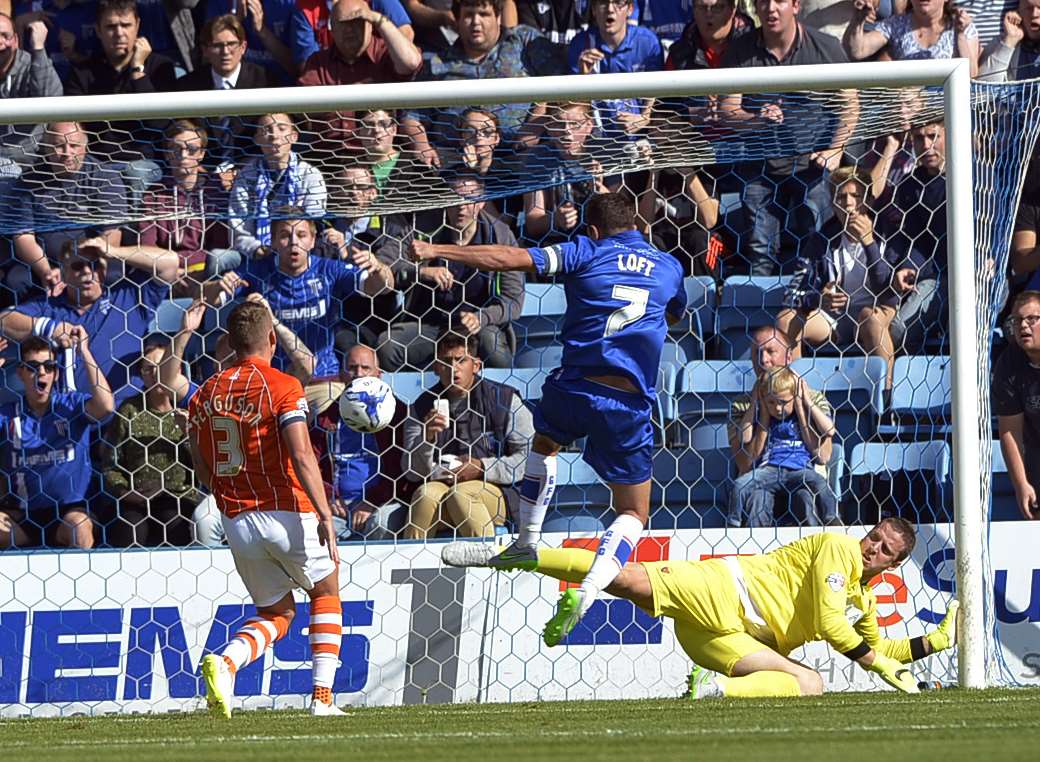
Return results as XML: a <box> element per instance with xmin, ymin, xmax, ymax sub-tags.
<box><xmin>826</xmin><ymin>572</ymin><xmax>847</xmax><ymax>592</ymax></box>
<box><xmin>278</xmin><ymin>301</ymin><xmax>327</xmax><ymax>321</ymax></box>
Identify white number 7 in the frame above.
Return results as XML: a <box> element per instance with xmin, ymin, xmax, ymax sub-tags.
<box><xmin>604</xmin><ymin>285</ymin><xmax>650</xmax><ymax>337</ymax></box>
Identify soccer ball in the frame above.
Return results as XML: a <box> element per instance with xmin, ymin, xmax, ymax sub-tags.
<box><xmin>338</xmin><ymin>376</ymin><xmax>396</xmax><ymax>433</ymax></box>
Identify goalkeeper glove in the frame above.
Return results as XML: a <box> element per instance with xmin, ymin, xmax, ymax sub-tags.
<box><xmin>925</xmin><ymin>600</ymin><xmax>959</xmax><ymax>653</ymax></box>
<box><xmin>868</xmin><ymin>652</ymin><xmax>920</xmax><ymax>694</ymax></box>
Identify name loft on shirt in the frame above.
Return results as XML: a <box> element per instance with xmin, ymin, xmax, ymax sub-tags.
<box><xmin>617</xmin><ymin>251</ymin><xmax>656</xmax><ymax>277</ymax></box>
<box><xmin>189</xmin><ymin>394</ymin><xmax>261</xmax><ymax>430</ymax></box>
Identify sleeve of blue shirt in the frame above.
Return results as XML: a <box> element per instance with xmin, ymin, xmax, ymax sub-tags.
<box><xmin>526</xmin><ymin>239</ymin><xmax>589</xmax><ymax>277</ymax></box>
<box><xmin>180</xmin><ymin>381</ymin><xmax>200</xmax><ymax>409</ymax></box>
<box><xmin>11</xmin><ymin>297</ymin><xmax>51</xmax><ymax>319</ymax></box>
<box><xmin>55</xmin><ymin>390</ymin><xmax>104</xmax><ymax>430</ymax></box>
<box><xmin>567</xmin><ymin>31</ymin><xmax>590</xmax><ymax>74</ymax></box>
<box><xmin>236</xmin><ymin>255</ymin><xmax>263</xmax><ymax>298</ymax></box>
<box><xmin>289</xmin><ymin>7</ymin><xmax>321</xmax><ymax>67</ymax></box>
<box><xmin>330</xmin><ymin>258</ymin><xmax>363</xmax><ymax>296</ymax></box>
<box><xmin>372</xmin><ymin>0</ymin><xmax>412</xmax><ymax>27</ymax></box>
<box><xmin>666</xmin><ymin>273</ymin><xmax>688</xmax><ymax>321</ymax></box>
<box><xmin>643</xmin><ymin>28</ymin><xmax>664</xmax><ymax>70</ymax></box>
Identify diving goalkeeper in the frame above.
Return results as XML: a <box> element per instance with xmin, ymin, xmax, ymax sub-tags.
<box><xmin>444</xmin><ymin>517</ymin><xmax>958</xmax><ymax>697</ymax></box>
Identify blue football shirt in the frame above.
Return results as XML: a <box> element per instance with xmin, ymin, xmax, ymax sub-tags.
<box><xmin>0</xmin><ymin>392</ymin><xmax>99</xmax><ymax>512</ymax></box>
<box><xmin>241</xmin><ymin>255</ymin><xmax>362</xmax><ymax>378</ymax></box>
<box><xmin>764</xmin><ymin>416</ymin><xmax>812</xmax><ymax>471</ymax></box>
<box><xmin>15</xmin><ymin>279</ymin><xmax>170</xmax><ymax>405</ymax></box>
<box><xmin>527</xmin><ymin>230</ymin><xmax>686</xmax><ymax>399</ymax></box>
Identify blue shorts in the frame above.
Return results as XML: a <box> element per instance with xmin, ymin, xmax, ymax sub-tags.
<box><xmin>532</xmin><ymin>374</ymin><xmax>653</xmax><ymax>485</ymax></box>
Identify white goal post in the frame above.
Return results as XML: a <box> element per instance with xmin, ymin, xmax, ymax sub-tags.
<box><xmin>0</xmin><ymin>58</ymin><xmax>985</xmax><ymax>694</ymax></box>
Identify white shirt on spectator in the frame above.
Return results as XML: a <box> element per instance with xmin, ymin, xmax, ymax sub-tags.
<box><xmin>211</xmin><ymin>64</ymin><xmax>242</xmax><ymax>90</ymax></box>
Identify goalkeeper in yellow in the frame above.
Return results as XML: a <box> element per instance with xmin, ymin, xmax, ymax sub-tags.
<box><xmin>444</xmin><ymin>517</ymin><xmax>959</xmax><ymax>697</ymax></box>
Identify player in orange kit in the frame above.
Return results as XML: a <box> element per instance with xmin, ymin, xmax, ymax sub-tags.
<box><xmin>187</xmin><ymin>300</ymin><xmax>344</xmax><ymax>718</ymax></box>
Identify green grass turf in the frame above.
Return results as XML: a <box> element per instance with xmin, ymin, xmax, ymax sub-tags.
<box><xmin>1</xmin><ymin>689</ymin><xmax>1038</xmax><ymax>762</ymax></box>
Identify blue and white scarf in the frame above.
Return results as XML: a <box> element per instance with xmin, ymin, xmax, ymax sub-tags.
<box><xmin>254</xmin><ymin>152</ymin><xmax>302</xmax><ymax>246</ymax></box>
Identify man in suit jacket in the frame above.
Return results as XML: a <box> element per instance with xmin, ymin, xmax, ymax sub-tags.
<box><xmin>176</xmin><ymin>13</ymin><xmax>273</xmax><ymax>171</ymax></box>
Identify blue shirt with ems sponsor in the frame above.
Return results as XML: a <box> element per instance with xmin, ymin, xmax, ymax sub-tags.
<box><xmin>764</xmin><ymin>415</ymin><xmax>812</xmax><ymax>471</ymax></box>
<box><xmin>527</xmin><ymin>230</ymin><xmax>686</xmax><ymax>399</ymax></box>
<box><xmin>240</xmin><ymin>255</ymin><xmax>362</xmax><ymax>377</ymax></box>
<box><xmin>14</xmin><ymin>279</ymin><xmax>170</xmax><ymax>405</ymax></box>
<box><xmin>0</xmin><ymin>392</ymin><xmax>98</xmax><ymax>512</ymax></box>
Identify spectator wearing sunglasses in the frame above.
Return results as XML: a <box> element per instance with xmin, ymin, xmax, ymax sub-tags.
<box><xmin>0</xmin><ymin>333</ymin><xmax>114</xmax><ymax>549</ymax></box>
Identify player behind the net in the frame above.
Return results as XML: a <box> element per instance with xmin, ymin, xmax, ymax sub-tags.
<box><xmin>457</xmin><ymin>517</ymin><xmax>959</xmax><ymax>696</ymax></box>
<box><xmin>413</xmin><ymin>191</ymin><xmax>688</xmax><ymax>645</ymax></box>
<box><xmin>186</xmin><ymin>301</ymin><xmax>345</xmax><ymax>718</ymax></box>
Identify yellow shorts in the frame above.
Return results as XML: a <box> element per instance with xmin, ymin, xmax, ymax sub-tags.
<box><xmin>641</xmin><ymin>559</ymin><xmax>773</xmax><ymax>676</ymax></box>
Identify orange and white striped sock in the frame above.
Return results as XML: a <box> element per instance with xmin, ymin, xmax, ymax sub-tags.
<box><xmin>309</xmin><ymin>595</ymin><xmax>342</xmax><ymax>704</ymax></box>
<box><xmin>221</xmin><ymin>612</ymin><xmax>291</xmax><ymax>672</ymax></box>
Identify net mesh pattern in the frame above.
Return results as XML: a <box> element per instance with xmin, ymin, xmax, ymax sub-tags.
<box><xmin>0</xmin><ymin>75</ymin><xmax>1029</xmax><ymax>713</ymax></box>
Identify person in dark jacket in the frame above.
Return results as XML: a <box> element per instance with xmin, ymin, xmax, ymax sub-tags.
<box><xmin>401</xmin><ymin>331</ymin><xmax>532</xmax><ymax>539</ymax></box>
<box><xmin>65</xmin><ymin>0</ymin><xmax>178</xmax><ymax>171</ymax></box>
<box><xmin>775</xmin><ymin>167</ymin><xmax>920</xmax><ymax>384</ymax></box>
<box><xmin>376</xmin><ymin>173</ymin><xmax>525</xmax><ymax>370</ymax></box>
<box><xmin>0</xmin><ymin>13</ymin><xmax>62</xmax><ymax>166</ymax></box>
<box><xmin>174</xmin><ymin>14</ymin><xmax>274</xmax><ymax>172</ymax></box>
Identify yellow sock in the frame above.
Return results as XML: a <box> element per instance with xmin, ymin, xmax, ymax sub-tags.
<box><xmin>536</xmin><ymin>548</ymin><xmax>597</xmax><ymax>584</ymax></box>
<box><xmin>718</xmin><ymin>671</ymin><xmax>802</xmax><ymax>698</ymax></box>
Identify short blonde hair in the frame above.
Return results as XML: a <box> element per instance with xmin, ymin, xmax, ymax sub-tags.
<box><xmin>763</xmin><ymin>366</ymin><xmax>798</xmax><ymax>396</ymax></box>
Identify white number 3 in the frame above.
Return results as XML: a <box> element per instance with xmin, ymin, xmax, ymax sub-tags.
<box><xmin>604</xmin><ymin>285</ymin><xmax>649</xmax><ymax>337</ymax></box>
<box><xmin>212</xmin><ymin>416</ymin><xmax>244</xmax><ymax>477</ymax></box>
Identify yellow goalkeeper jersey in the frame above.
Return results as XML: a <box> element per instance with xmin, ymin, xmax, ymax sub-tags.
<box><xmin>735</xmin><ymin>532</ymin><xmax>912</xmax><ymax>662</ymax></box>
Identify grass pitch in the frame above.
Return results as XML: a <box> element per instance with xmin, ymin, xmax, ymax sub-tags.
<box><xmin>1</xmin><ymin>689</ymin><xmax>1038</xmax><ymax>762</ymax></box>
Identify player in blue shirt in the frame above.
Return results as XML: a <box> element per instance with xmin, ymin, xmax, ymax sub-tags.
<box><xmin>236</xmin><ymin>213</ymin><xmax>394</xmax><ymax>379</ymax></box>
<box><xmin>416</xmin><ymin>193</ymin><xmax>687</xmax><ymax>645</ymax></box>
<box><xmin>0</xmin><ymin>333</ymin><xmax>114</xmax><ymax>549</ymax></box>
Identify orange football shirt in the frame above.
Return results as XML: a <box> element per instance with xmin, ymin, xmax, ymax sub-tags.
<box><xmin>188</xmin><ymin>356</ymin><xmax>315</xmax><ymax>517</ymax></box>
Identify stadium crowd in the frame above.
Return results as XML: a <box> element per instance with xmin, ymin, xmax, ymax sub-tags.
<box><xmin>0</xmin><ymin>0</ymin><xmax>1034</xmax><ymax>550</ymax></box>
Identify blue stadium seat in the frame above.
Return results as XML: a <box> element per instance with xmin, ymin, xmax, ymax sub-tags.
<box><xmin>515</xmin><ymin>283</ymin><xmax>567</xmax><ymax>356</ymax></box>
<box><xmin>481</xmin><ymin>368</ymin><xmax>549</xmax><ymax>400</ymax></box>
<box><xmin>989</xmin><ymin>441</ymin><xmax>1021</xmax><ymax>521</ymax></box>
<box><xmin>845</xmin><ymin>441</ymin><xmax>951</xmax><ymax>523</ymax></box>
<box><xmin>383</xmin><ymin>372</ymin><xmax>433</xmax><ymax>405</ymax></box>
<box><xmin>544</xmin><ymin>452</ymin><xmax>610</xmax><ymax>533</ymax></box>
<box><xmin>149</xmin><ymin>298</ymin><xmax>195</xmax><ymax>334</ymax></box>
<box><xmin>790</xmin><ymin>356</ymin><xmax>886</xmax><ymax>451</ymax></box>
<box><xmin>514</xmin><ymin>343</ymin><xmax>561</xmax><ymax>369</ymax></box>
<box><xmin>670</xmin><ymin>276</ymin><xmax>716</xmax><ymax>361</ymax></box>
<box><xmin>652</xmin><ymin>423</ymin><xmax>731</xmax><ymax>529</ymax></box>
<box><xmin>877</xmin><ymin>355</ymin><xmax>951</xmax><ymax>438</ymax></box>
<box><xmin>674</xmin><ymin>360</ymin><xmax>755</xmax><ymax>443</ymax></box>
<box><xmin>716</xmin><ymin>275</ymin><xmax>791</xmax><ymax>360</ymax></box>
